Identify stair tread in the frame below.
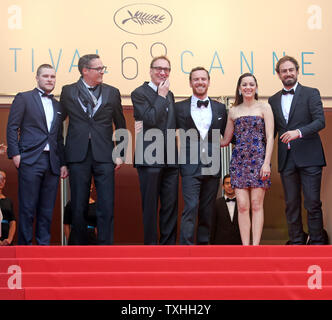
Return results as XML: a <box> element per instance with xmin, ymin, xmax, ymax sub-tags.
<box><xmin>1</xmin><ymin>246</ymin><xmax>329</xmax><ymax>300</ymax></box>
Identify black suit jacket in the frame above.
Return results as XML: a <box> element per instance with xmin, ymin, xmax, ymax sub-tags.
<box><xmin>175</xmin><ymin>97</ymin><xmax>227</xmax><ymax>177</ymax></box>
<box><xmin>7</xmin><ymin>88</ymin><xmax>65</xmax><ymax>175</ymax></box>
<box><xmin>268</xmin><ymin>83</ymin><xmax>326</xmax><ymax>172</ymax></box>
<box><xmin>210</xmin><ymin>196</ymin><xmax>242</xmax><ymax>245</ymax></box>
<box><xmin>60</xmin><ymin>80</ymin><xmax>126</xmax><ymax>163</ymax></box>
<box><xmin>131</xmin><ymin>82</ymin><xmax>177</xmax><ymax>167</ymax></box>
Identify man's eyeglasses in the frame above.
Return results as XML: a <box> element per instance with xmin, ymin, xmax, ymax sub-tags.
<box><xmin>151</xmin><ymin>66</ymin><xmax>171</xmax><ymax>73</ymax></box>
<box><xmin>86</xmin><ymin>66</ymin><xmax>107</xmax><ymax>73</ymax></box>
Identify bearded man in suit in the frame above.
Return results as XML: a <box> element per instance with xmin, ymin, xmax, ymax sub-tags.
<box><xmin>268</xmin><ymin>55</ymin><xmax>326</xmax><ymax>245</ymax></box>
<box><xmin>175</xmin><ymin>67</ymin><xmax>228</xmax><ymax>245</ymax></box>
<box><xmin>7</xmin><ymin>64</ymin><xmax>68</xmax><ymax>245</ymax></box>
<box><xmin>60</xmin><ymin>54</ymin><xmax>127</xmax><ymax>245</ymax></box>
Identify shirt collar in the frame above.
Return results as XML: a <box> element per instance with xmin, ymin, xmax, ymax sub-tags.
<box><xmin>36</xmin><ymin>87</ymin><xmax>45</xmax><ymax>95</ymax></box>
<box><xmin>283</xmin><ymin>82</ymin><xmax>298</xmax><ymax>93</ymax></box>
<box><xmin>148</xmin><ymin>81</ymin><xmax>158</xmax><ymax>92</ymax></box>
<box><xmin>81</xmin><ymin>78</ymin><xmax>97</xmax><ymax>90</ymax></box>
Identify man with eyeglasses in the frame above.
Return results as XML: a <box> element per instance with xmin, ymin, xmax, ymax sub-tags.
<box><xmin>131</xmin><ymin>55</ymin><xmax>179</xmax><ymax>245</ymax></box>
<box><xmin>60</xmin><ymin>54</ymin><xmax>127</xmax><ymax>245</ymax></box>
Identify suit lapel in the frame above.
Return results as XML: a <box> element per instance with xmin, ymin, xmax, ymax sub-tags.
<box><xmin>209</xmin><ymin>99</ymin><xmax>218</xmax><ymax>129</ymax></box>
<box><xmin>275</xmin><ymin>91</ymin><xmax>287</xmax><ymax>127</ymax></box>
<box><xmin>222</xmin><ymin>197</ymin><xmax>233</xmax><ymax>224</ymax></box>
<box><xmin>144</xmin><ymin>81</ymin><xmax>157</xmax><ymax>97</ymax></box>
<box><xmin>185</xmin><ymin>97</ymin><xmax>199</xmax><ymax>132</ymax></box>
<box><xmin>166</xmin><ymin>92</ymin><xmax>175</xmax><ymax>129</ymax></box>
<box><xmin>233</xmin><ymin>203</ymin><xmax>238</xmax><ymax>225</ymax></box>
<box><xmin>49</xmin><ymin>100</ymin><xmax>60</xmax><ymax>133</ymax></box>
<box><xmin>287</xmin><ymin>83</ymin><xmax>302</xmax><ymax>124</ymax></box>
<box><xmin>96</xmin><ymin>84</ymin><xmax>110</xmax><ymax>116</ymax></box>
<box><xmin>32</xmin><ymin>89</ymin><xmax>48</xmax><ymax>131</ymax></box>
<box><xmin>143</xmin><ymin>82</ymin><xmax>161</xmax><ymax>109</ymax></box>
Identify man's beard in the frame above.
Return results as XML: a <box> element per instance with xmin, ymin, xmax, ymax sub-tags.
<box><xmin>282</xmin><ymin>76</ymin><xmax>297</xmax><ymax>87</ymax></box>
<box><xmin>193</xmin><ymin>86</ymin><xmax>208</xmax><ymax>97</ymax></box>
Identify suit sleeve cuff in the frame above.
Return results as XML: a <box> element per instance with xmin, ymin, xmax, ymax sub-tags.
<box><xmin>297</xmin><ymin>129</ymin><xmax>302</xmax><ymax>138</ymax></box>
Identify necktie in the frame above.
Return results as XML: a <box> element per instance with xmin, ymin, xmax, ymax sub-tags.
<box><xmin>282</xmin><ymin>89</ymin><xmax>295</xmax><ymax>95</ymax></box>
<box><xmin>42</xmin><ymin>93</ymin><xmax>54</xmax><ymax>99</ymax></box>
<box><xmin>197</xmin><ymin>100</ymin><xmax>209</xmax><ymax>108</ymax></box>
<box><xmin>225</xmin><ymin>197</ymin><xmax>236</xmax><ymax>202</ymax></box>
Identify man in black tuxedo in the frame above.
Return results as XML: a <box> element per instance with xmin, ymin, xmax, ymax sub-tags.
<box><xmin>210</xmin><ymin>174</ymin><xmax>242</xmax><ymax>245</ymax></box>
<box><xmin>268</xmin><ymin>55</ymin><xmax>326</xmax><ymax>245</ymax></box>
<box><xmin>131</xmin><ymin>56</ymin><xmax>178</xmax><ymax>245</ymax></box>
<box><xmin>7</xmin><ymin>64</ymin><xmax>67</xmax><ymax>245</ymax></box>
<box><xmin>175</xmin><ymin>67</ymin><xmax>228</xmax><ymax>245</ymax></box>
<box><xmin>60</xmin><ymin>54</ymin><xmax>127</xmax><ymax>245</ymax></box>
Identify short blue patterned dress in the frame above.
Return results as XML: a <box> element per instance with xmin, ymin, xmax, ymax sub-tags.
<box><xmin>230</xmin><ymin>116</ymin><xmax>271</xmax><ymax>189</ymax></box>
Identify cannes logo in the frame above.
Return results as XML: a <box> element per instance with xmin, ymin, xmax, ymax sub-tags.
<box><xmin>113</xmin><ymin>3</ymin><xmax>173</xmax><ymax>35</ymax></box>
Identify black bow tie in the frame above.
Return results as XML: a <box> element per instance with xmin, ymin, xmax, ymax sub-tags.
<box><xmin>37</xmin><ymin>89</ymin><xmax>53</xmax><ymax>99</ymax></box>
<box><xmin>282</xmin><ymin>89</ymin><xmax>295</xmax><ymax>95</ymax></box>
<box><xmin>88</xmin><ymin>85</ymin><xmax>99</xmax><ymax>92</ymax></box>
<box><xmin>197</xmin><ymin>100</ymin><xmax>209</xmax><ymax>108</ymax></box>
<box><xmin>225</xmin><ymin>197</ymin><xmax>236</xmax><ymax>202</ymax></box>
<box><xmin>42</xmin><ymin>93</ymin><xmax>54</xmax><ymax>99</ymax></box>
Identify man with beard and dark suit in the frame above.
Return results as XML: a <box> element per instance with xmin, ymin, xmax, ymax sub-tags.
<box><xmin>60</xmin><ymin>54</ymin><xmax>127</xmax><ymax>245</ymax></box>
<box><xmin>175</xmin><ymin>67</ymin><xmax>228</xmax><ymax>245</ymax></box>
<box><xmin>7</xmin><ymin>64</ymin><xmax>68</xmax><ymax>245</ymax></box>
<box><xmin>268</xmin><ymin>55</ymin><xmax>326</xmax><ymax>245</ymax></box>
<box><xmin>131</xmin><ymin>56</ymin><xmax>179</xmax><ymax>245</ymax></box>
<box><xmin>210</xmin><ymin>174</ymin><xmax>242</xmax><ymax>245</ymax></box>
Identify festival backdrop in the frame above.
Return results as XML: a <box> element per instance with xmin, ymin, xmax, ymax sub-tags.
<box><xmin>0</xmin><ymin>0</ymin><xmax>331</xmax><ymax>104</ymax></box>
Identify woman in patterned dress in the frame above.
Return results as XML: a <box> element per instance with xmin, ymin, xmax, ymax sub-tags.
<box><xmin>220</xmin><ymin>73</ymin><xmax>274</xmax><ymax>245</ymax></box>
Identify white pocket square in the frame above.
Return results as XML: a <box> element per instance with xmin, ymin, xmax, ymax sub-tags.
<box><xmin>57</xmin><ymin>112</ymin><xmax>62</xmax><ymax>114</ymax></box>
<box><xmin>218</xmin><ymin>117</ymin><xmax>222</xmax><ymax>120</ymax></box>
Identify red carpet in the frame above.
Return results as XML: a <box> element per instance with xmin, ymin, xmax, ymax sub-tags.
<box><xmin>0</xmin><ymin>246</ymin><xmax>331</xmax><ymax>300</ymax></box>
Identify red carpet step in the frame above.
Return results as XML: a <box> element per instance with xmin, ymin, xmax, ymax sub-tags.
<box><xmin>0</xmin><ymin>245</ymin><xmax>331</xmax><ymax>300</ymax></box>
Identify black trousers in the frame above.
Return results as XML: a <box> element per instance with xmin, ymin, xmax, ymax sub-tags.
<box><xmin>18</xmin><ymin>152</ymin><xmax>59</xmax><ymax>245</ymax></box>
<box><xmin>180</xmin><ymin>175</ymin><xmax>220</xmax><ymax>245</ymax></box>
<box><xmin>68</xmin><ymin>143</ymin><xmax>115</xmax><ymax>245</ymax></box>
<box><xmin>137</xmin><ymin>166</ymin><xmax>179</xmax><ymax>245</ymax></box>
<box><xmin>280</xmin><ymin>150</ymin><xmax>324</xmax><ymax>244</ymax></box>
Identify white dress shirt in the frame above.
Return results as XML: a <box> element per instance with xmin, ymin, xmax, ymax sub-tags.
<box><xmin>281</xmin><ymin>82</ymin><xmax>301</xmax><ymax>148</ymax></box>
<box><xmin>225</xmin><ymin>196</ymin><xmax>236</xmax><ymax>222</ymax></box>
<box><xmin>281</xmin><ymin>82</ymin><xmax>298</xmax><ymax>123</ymax></box>
<box><xmin>190</xmin><ymin>95</ymin><xmax>212</xmax><ymax>140</ymax></box>
<box><xmin>148</xmin><ymin>81</ymin><xmax>158</xmax><ymax>92</ymax></box>
<box><xmin>38</xmin><ymin>89</ymin><xmax>54</xmax><ymax>151</ymax></box>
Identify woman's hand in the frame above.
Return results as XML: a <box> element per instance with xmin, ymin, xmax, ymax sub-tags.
<box><xmin>260</xmin><ymin>163</ymin><xmax>271</xmax><ymax>180</ymax></box>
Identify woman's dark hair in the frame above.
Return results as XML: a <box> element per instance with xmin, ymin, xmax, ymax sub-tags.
<box><xmin>233</xmin><ymin>73</ymin><xmax>258</xmax><ymax>106</ymax></box>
